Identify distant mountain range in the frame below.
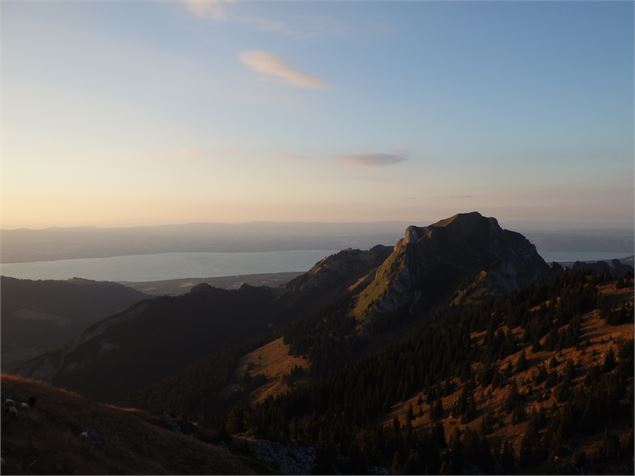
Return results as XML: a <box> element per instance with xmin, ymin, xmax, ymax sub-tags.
<box><xmin>0</xmin><ymin>222</ymin><xmax>408</xmax><ymax>263</ymax></box>
<box><xmin>2</xmin><ymin>220</ymin><xmax>632</xmax><ymax>263</ymax></box>
<box><xmin>122</xmin><ymin>272</ymin><xmax>303</xmax><ymax>296</ymax></box>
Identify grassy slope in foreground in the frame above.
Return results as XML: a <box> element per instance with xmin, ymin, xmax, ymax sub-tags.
<box><xmin>1</xmin><ymin>374</ymin><xmax>261</xmax><ymax>475</ymax></box>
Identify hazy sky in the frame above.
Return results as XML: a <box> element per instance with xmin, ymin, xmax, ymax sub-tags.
<box><xmin>2</xmin><ymin>1</ymin><xmax>633</xmax><ymax>229</ymax></box>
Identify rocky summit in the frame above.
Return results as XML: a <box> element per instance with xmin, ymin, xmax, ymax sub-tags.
<box><xmin>353</xmin><ymin>212</ymin><xmax>552</xmax><ymax>322</ymax></box>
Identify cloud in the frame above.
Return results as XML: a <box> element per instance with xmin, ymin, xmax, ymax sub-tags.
<box><xmin>180</xmin><ymin>1</ymin><xmax>390</xmax><ymax>37</ymax></box>
<box><xmin>182</xmin><ymin>0</ymin><xmax>235</xmax><ymax>21</ymax></box>
<box><xmin>239</xmin><ymin>50</ymin><xmax>326</xmax><ymax>89</ymax></box>
<box><xmin>340</xmin><ymin>153</ymin><xmax>408</xmax><ymax>167</ymax></box>
<box><xmin>181</xmin><ymin>1</ymin><xmax>291</xmax><ymax>33</ymax></box>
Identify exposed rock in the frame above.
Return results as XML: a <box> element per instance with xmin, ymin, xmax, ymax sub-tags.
<box><xmin>285</xmin><ymin>246</ymin><xmax>392</xmax><ymax>299</ymax></box>
<box><xmin>353</xmin><ymin>212</ymin><xmax>553</xmax><ymax>324</ymax></box>
<box><xmin>231</xmin><ymin>436</ymin><xmax>316</xmax><ymax>475</ymax></box>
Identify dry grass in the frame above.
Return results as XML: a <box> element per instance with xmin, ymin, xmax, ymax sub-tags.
<box><xmin>351</xmin><ymin>250</ymin><xmax>404</xmax><ymax>320</ymax></box>
<box><xmin>229</xmin><ymin>337</ymin><xmax>309</xmax><ymax>405</ymax></box>
<box><xmin>1</xmin><ymin>374</ymin><xmax>260</xmax><ymax>474</ymax></box>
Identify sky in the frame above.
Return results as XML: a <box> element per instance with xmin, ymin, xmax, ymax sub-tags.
<box><xmin>1</xmin><ymin>0</ymin><xmax>633</xmax><ymax>230</ymax></box>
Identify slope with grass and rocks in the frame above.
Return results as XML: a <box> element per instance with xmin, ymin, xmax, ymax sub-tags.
<box><xmin>0</xmin><ymin>373</ymin><xmax>266</xmax><ymax>475</ymax></box>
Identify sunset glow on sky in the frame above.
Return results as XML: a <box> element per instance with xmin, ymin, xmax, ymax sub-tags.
<box><xmin>2</xmin><ymin>1</ymin><xmax>633</xmax><ymax>229</ymax></box>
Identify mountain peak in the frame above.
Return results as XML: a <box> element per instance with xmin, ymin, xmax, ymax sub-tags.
<box><xmin>190</xmin><ymin>283</ymin><xmax>214</xmax><ymax>294</ymax></box>
<box><xmin>402</xmin><ymin>212</ymin><xmax>502</xmax><ymax>246</ymax></box>
<box><xmin>431</xmin><ymin>211</ymin><xmax>497</xmax><ymax>229</ymax></box>
<box><xmin>285</xmin><ymin>246</ymin><xmax>392</xmax><ymax>298</ymax></box>
<box><xmin>353</xmin><ymin>212</ymin><xmax>551</xmax><ymax>323</ymax></box>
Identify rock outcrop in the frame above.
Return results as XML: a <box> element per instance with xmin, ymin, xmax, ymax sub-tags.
<box><xmin>352</xmin><ymin>212</ymin><xmax>552</xmax><ymax>322</ymax></box>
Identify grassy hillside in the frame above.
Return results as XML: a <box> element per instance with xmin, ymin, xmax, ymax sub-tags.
<box><xmin>225</xmin><ymin>337</ymin><xmax>310</xmax><ymax>405</ymax></box>
<box><xmin>0</xmin><ymin>374</ymin><xmax>263</xmax><ymax>475</ymax></box>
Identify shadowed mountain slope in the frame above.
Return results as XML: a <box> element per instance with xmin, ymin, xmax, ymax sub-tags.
<box><xmin>1</xmin><ymin>277</ymin><xmax>148</xmax><ymax>370</ymax></box>
<box><xmin>27</xmin><ymin>284</ymin><xmax>282</xmax><ymax>404</ymax></box>
<box><xmin>15</xmin><ymin>246</ymin><xmax>391</xmax><ymax>405</ymax></box>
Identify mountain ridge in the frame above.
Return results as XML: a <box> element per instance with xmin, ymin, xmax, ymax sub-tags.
<box><xmin>12</xmin><ymin>212</ymin><xmax>616</xmax><ymax>408</ymax></box>
<box><xmin>1</xmin><ymin>277</ymin><xmax>148</xmax><ymax>370</ymax></box>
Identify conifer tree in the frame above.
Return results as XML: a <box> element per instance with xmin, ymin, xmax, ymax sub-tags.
<box><xmin>515</xmin><ymin>350</ymin><xmax>528</xmax><ymax>373</ymax></box>
<box><xmin>603</xmin><ymin>348</ymin><xmax>616</xmax><ymax>372</ymax></box>
<box><xmin>430</xmin><ymin>396</ymin><xmax>444</xmax><ymax>421</ymax></box>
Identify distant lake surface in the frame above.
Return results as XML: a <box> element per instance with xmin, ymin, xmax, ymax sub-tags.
<box><xmin>0</xmin><ymin>250</ymin><xmax>338</xmax><ymax>282</ymax></box>
<box><xmin>0</xmin><ymin>250</ymin><xmax>631</xmax><ymax>282</ymax></box>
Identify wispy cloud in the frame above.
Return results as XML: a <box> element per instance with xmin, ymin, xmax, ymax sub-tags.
<box><xmin>182</xmin><ymin>0</ymin><xmax>234</xmax><ymax>21</ymax></box>
<box><xmin>240</xmin><ymin>50</ymin><xmax>326</xmax><ymax>90</ymax></box>
<box><xmin>180</xmin><ymin>1</ymin><xmax>391</xmax><ymax>37</ymax></box>
<box><xmin>181</xmin><ymin>0</ymin><xmax>292</xmax><ymax>34</ymax></box>
<box><xmin>340</xmin><ymin>153</ymin><xmax>408</xmax><ymax>167</ymax></box>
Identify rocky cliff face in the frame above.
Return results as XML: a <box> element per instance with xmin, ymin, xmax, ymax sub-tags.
<box><xmin>284</xmin><ymin>245</ymin><xmax>392</xmax><ymax>304</ymax></box>
<box><xmin>352</xmin><ymin>212</ymin><xmax>552</xmax><ymax>322</ymax></box>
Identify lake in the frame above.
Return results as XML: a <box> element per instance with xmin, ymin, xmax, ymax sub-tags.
<box><xmin>0</xmin><ymin>250</ymin><xmax>339</xmax><ymax>282</ymax></box>
<box><xmin>0</xmin><ymin>249</ymin><xmax>631</xmax><ymax>282</ymax></box>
